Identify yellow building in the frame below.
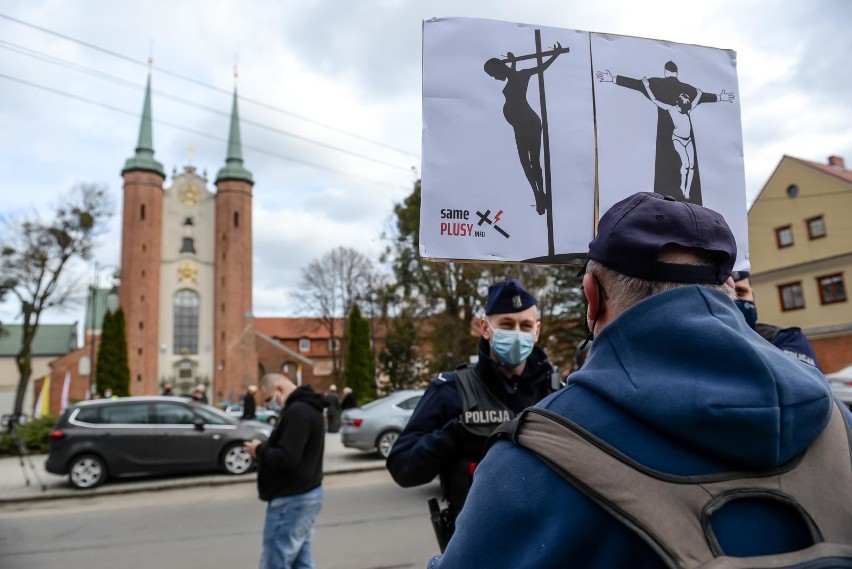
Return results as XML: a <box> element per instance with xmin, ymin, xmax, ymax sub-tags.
<box><xmin>748</xmin><ymin>155</ymin><xmax>852</xmax><ymax>373</ymax></box>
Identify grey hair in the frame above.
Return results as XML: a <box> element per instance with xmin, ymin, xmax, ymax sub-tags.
<box><xmin>586</xmin><ymin>248</ymin><xmax>735</xmax><ymax>316</ymax></box>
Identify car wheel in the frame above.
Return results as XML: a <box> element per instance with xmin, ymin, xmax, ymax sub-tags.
<box><xmin>68</xmin><ymin>454</ymin><xmax>106</xmax><ymax>489</ymax></box>
<box><xmin>221</xmin><ymin>443</ymin><xmax>253</xmax><ymax>475</ymax></box>
<box><xmin>376</xmin><ymin>430</ymin><xmax>400</xmax><ymax>459</ymax></box>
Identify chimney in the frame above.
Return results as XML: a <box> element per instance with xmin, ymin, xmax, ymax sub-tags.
<box><xmin>828</xmin><ymin>155</ymin><xmax>846</xmax><ymax>169</ymax></box>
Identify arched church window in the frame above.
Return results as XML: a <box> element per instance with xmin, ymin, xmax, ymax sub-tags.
<box><xmin>173</xmin><ymin>289</ymin><xmax>199</xmax><ymax>355</ymax></box>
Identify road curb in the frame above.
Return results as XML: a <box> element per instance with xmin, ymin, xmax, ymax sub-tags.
<box><xmin>0</xmin><ymin>463</ymin><xmax>388</xmax><ymax>505</ymax></box>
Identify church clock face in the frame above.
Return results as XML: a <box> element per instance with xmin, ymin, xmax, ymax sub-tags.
<box><xmin>179</xmin><ymin>185</ymin><xmax>200</xmax><ymax>206</ymax></box>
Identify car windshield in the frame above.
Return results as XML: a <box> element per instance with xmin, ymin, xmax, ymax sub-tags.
<box><xmin>194</xmin><ymin>406</ymin><xmax>233</xmax><ymax>425</ymax></box>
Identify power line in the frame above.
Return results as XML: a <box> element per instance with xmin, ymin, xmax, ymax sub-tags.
<box><xmin>0</xmin><ymin>39</ymin><xmax>413</xmax><ymax>173</ymax></box>
<box><xmin>0</xmin><ymin>73</ymin><xmax>413</xmax><ymax>191</ymax></box>
<box><xmin>0</xmin><ymin>12</ymin><xmax>420</xmax><ymax>160</ymax></box>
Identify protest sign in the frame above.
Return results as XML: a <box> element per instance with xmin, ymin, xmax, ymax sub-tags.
<box><xmin>421</xmin><ymin>17</ymin><xmax>748</xmax><ymax>271</ymax></box>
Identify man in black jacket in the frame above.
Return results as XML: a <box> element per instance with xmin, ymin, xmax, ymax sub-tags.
<box><xmin>244</xmin><ymin>373</ymin><xmax>327</xmax><ymax>569</ymax></box>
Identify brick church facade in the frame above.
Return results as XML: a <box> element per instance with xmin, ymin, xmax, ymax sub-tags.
<box><xmin>119</xmin><ymin>73</ymin><xmax>258</xmax><ymax>403</ymax></box>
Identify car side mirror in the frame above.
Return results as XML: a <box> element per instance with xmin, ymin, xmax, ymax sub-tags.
<box><xmin>192</xmin><ymin>417</ymin><xmax>205</xmax><ymax>431</ymax></box>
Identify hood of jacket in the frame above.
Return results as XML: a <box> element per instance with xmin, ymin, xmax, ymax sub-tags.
<box><xmin>569</xmin><ymin>285</ymin><xmax>832</xmax><ymax>470</ymax></box>
<box><xmin>285</xmin><ymin>385</ymin><xmax>327</xmax><ymax>412</ymax></box>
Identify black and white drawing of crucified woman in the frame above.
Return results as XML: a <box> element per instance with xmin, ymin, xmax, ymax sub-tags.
<box><xmin>596</xmin><ymin>61</ymin><xmax>735</xmax><ymax>205</ymax></box>
<box><xmin>484</xmin><ymin>40</ymin><xmax>570</xmax><ymax>216</ymax></box>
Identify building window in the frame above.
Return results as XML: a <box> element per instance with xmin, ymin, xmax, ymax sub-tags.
<box><xmin>775</xmin><ymin>225</ymin><xmax>794</xmax><ymax>248</ymax></box>
<box><xmin>180</xmin><ymin>237</ymin><xmax>196</xmax><ymax>254</ymax></box>
<box><xmin>233</xmin><ymin>211</ymin><xmax>240</xmax><ymax>228</ymax></box>
<box><xmin>818</xmin><ymin>274</ymin><xmax>847</xmax><ymax>305</ymax></box>
<box><xmin>140</xmin><ymin>204</ymin><xmax>146</xmax><ymax>220</ymax></box>
<box><xmin>778</xmin><ymin>282</ymin><xmax>805</xmax><ymax>311</ymax></box>
<box><xmin>299</xmin><ymin>338</ymin><xmax>310</xmax><ymax>352</ymax></box>
<box><xmin>329</xmin><ymin>338</ymin><xmax>340</xmax><ymax>352</ymax></box>
<box><xmin>806</xmin><ymin>216</ymin><xmax>826</xmax><ymax>240</ymax></box>
<box><xmin>786</xmin><ymin>184</ymin><xmax>799</xmax><ymax>198</ymax></box>
<box><xmin>173</xmin><ymin>289</ymin><xmax>199</xmax><ymax>354</ymax></box>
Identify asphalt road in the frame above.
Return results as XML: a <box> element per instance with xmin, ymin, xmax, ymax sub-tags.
<box><xmin>0</xmin><ymin>469</ymin><xmax>442</xmax><ymax>569</ymax></box>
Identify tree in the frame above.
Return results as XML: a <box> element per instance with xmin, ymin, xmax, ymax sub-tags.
<box><xmin>1</xmin><ymin>184</ymin><xmax>113</xmax><ymax>416</ymax></box>
<box><xmin>293</xmin><ymin>247</ymin><xmax>375</xmax><ymax>383</ymax></box>
<box><xmin>343</xmin><ymin>304</ymin><xmax>374</xmax><ymax>403</ymax></box>
<box><xmin>383</xmin><ymin>180</ymin><xmax>587</xmax><ymax>376</ymax></box>
<box><xmin>378</xmin><ymin>308</ymin><xmax>421</xmax><ymax>392</ymax></box>
<box><xmin>383</xmin><ymin>180</ymin><xmax>488</xmax><ymax>372</ymax></box>
<box><xmin>95</xmin><ymin>307</ymin><xmax>130</xmax><ymax>397</ymax></box>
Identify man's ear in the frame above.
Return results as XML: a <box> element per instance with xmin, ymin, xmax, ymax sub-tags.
<box><xmin>582</xmin><ymin>274</ymin><xmax>600</xmax><ymax>319</ymax></box>
<box><xmin>479</xmin><ymin>317</ymin><xmax>492</xmax><ymax>340</ymax></box>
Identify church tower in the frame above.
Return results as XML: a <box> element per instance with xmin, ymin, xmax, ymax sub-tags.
<box><xmin>213</xmin><ymin>87</ymin><xmax>258</xmax><ymax>400</ymax></box>
<box><xmin>120</xmin><ymin>72</ymin><xmax>165</xmax><ymax>395</ymax></box>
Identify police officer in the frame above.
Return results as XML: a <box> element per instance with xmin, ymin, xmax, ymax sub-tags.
<box><xmin>733</xmin><ymin>271</ymin><xmax>821</xmax><ymax>369</ymax></box>
<box><xmin>386</xmin><ymin>279</ymin><xmax>557</xmax><ymax>545</ymax></box>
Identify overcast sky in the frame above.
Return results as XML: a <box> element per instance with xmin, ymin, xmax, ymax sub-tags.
<box><xmin>1</xmin><ymin>0</ymin><xmax>850</xmax><ymax>327</ymax></box>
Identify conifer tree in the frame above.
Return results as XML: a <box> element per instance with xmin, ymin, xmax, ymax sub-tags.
<box><xmin>95</xmin><ymin>307</ymin><xmax>130</xmax><ymax>396</ymax></box>
<box><xmin>343</xmin><ymin>304</ymin><xmax>375</xmax><ymax>403</ymax></box>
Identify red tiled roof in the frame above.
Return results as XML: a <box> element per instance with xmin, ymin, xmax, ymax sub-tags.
<box><xmin>255</xmin><ymin>317</ymin><xmax>346</xmax><ymax>339</ymax></box>
<box><xmin>786</xmin><ymin>155</ymin><xmax>852</xmax><ymax>185</ymax></box>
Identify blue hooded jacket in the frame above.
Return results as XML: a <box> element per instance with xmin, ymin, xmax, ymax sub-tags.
<box><xmin>429</xmin><ymin>286</ymin><xmax>847</xmax><ymax>568</ymax></box>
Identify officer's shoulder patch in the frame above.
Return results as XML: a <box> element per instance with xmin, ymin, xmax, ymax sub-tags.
<box><xmin>434</xmin><ymin>372</ymin><xmax>458</xmax><ymax>384</ymax></box>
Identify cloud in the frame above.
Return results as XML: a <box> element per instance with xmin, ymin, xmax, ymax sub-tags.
<box><xmin>1</xmin><ymin>0</ymin><xmax>850</xmax><ymax>328</ymax></box>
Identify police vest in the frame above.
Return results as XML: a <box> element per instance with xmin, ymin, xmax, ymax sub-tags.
<box><xmin>455</xmin><ymin>365</ymin><xmax>514</xmax><ymax>437</ymax></box>
<box><xmin>489</xmin><ymin>401</ymin><xmax>852</xmax><ymax>568</ymax></box>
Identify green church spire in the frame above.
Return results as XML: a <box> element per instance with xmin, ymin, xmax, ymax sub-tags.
<box><xmin>122</xmin><ymin>72</ymin><xmax>165</xmax><ymax>176</ymax></box>
<box><xmin>216</xmin><ymin>87</ymin><xmax>253</xmax><ymax>184</ymax></box>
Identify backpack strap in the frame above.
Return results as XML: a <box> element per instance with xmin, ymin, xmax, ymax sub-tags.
<box><xmin>511</xmin><ymin>401</ymin><xmax>852</xmax><ymax>569</ymax></box>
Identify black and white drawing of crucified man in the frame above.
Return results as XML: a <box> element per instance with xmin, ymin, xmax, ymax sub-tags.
<box><xmin>484</xmin><ymin>39</ymin><xmax>569</xmax><ymax>217</ymax></box>
<box><xmin>596</xmin><ymin>61</ymin><xmax>735</xmax><ymax>205</ymax></box>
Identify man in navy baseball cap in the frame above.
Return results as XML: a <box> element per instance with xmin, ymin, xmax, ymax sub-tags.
<box><xmin>427</xmin><ymin>191</ymin><xmax>840</xmax><ymax>568</ymax></box>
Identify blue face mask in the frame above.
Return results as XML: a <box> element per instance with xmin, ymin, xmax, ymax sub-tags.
<box><xmin>487</xmin><ymin>319</ymin><xmax>536</xmax><ymax>367</ymax></box>
<box><xmin>735</xmin><ymin>299</ymin><xmax>757</xmax><ymax>329</ymax></box>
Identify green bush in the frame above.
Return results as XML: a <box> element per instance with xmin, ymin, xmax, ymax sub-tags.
<box><xmin>0</xmin><ymin>415</ymin><xmax>58</xmax><ymax>456</ymax></box>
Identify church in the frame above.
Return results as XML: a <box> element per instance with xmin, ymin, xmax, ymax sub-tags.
<box><xmin>36</xmin><ymin>74</ymin><xmax>366</xmax><ymax>413</ymax></box>
<box><xmin>118</xmin><ymin>73</ymin><xmax>258</xmax><ymax>401</ymax></box>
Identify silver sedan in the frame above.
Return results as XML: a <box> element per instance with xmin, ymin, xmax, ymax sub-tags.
<box><xmin>341</xmin><ymin>389</ymin><xmax>425</xmax><ymax>459</ymax></box>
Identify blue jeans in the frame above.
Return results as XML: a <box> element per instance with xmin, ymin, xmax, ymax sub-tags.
<box><xmin>259</xmin><ymin>486</ymin><xmax>324</xmax><ymax>569</ymax></box>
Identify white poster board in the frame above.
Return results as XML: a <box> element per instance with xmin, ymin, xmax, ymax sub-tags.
<box><xmin>421</xmin><ymin>17</ymin><xmax>596</xmax><ymax>263</ymax></box>
<box><xmin>421</xmin><ymin>17</ymin><xmax>749</xmax><ymax>272</ymax></box>
<box><xmin>592</xmin><ymin>33</ymin><xmax>748</xmax><ymax>270</ymax></box>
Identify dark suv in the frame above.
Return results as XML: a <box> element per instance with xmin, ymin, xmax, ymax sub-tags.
<box><xmin>46</xmin><ymin>396</ymin><xmax>272</xmax><ymax>489</ymax></box>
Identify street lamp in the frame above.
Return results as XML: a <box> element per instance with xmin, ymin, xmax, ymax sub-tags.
<box><xmin>87</xmin><ymin>262</ymin><xmax>120</xmax><ymax>398</ymax></box>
